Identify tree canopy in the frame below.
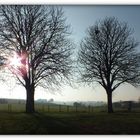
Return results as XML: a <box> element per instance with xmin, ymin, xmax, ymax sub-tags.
<box><xmin>0</xmin><ymin>5</ymin><xmax>73</xmax><ymax>113</ymax></box>
<box><xmin>78</xmin><ymin>17</ymin><xmax>140</xmax><ymax>112</ymax></box>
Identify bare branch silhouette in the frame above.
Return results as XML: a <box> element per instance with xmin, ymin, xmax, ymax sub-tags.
<box><xmin>0</xmin><ymin>5</ymin><xmax>73</xmax><ymax>113</ymax></box>
<box><xmin>78</xmin><ymin>17</ymin><xmax>140</xmax><ymax>113</ymax></box>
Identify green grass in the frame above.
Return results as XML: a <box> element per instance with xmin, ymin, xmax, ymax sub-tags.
<box><xmin>0</xmin><ymin>111</ymin><xmax>139</xmax><ymax>134</ymax></box>
<box><xmin>0</xmin><ymin>103</ymin><xmax>139</xmax><ymax>134</ymax></box>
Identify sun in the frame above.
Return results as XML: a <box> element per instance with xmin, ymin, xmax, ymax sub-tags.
<box><xmin>9</xmin><ymin>53</ymin><xmax>22</xmax><ymax>68</ymax></box>
<box><xmin>7</xmin><ymin>51</ymin><xmax>29</xmax><ymax>76</ymax></box>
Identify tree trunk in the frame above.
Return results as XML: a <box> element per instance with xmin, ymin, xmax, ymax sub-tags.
<box><xmin>26</xmin><ymin>86</ymin><xmax>35</xmax><ymax>113</ymax></box>
<box><xmin>107</xmin><ymin>91</ymin><xmax>114</xmax><ymax>113</ymax></box>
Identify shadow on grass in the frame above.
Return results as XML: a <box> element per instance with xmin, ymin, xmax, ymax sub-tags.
<box><xmin>31</xmin><ymin>112</ymin><xmax>83</xmax><ymax>134</ymax></box>
<box><xmin>0</xmin><ymin>111</ymin><xmax>140</xmax><ymax>134</ymax></box>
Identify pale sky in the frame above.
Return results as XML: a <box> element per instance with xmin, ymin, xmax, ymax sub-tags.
<box><xmin>1</xmin><ymin>5</ymin><xmax>140</xmax><ymax>103</ymax></box>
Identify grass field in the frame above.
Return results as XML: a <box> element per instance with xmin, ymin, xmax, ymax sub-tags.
<box><xmin>0</xmin><ymin>103</ymin><xmax>139</xmax><ymax>134</ymax></box>
<box><xmin>0</xmin><ymin>111</ymin><xmax>139</xmax><ymax>134</ymax></box>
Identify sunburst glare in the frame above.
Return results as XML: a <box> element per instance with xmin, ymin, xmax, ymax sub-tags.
<box><xmin>9</xmin><ymin>52</ymin><xmax>22</xmax><ymax>68</ymax></box>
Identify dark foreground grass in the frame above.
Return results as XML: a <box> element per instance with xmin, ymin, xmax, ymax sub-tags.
<box><xmin>0</xmin><ymin>111</ymin><xmax>140</xmax><ymax>134</ymax></box>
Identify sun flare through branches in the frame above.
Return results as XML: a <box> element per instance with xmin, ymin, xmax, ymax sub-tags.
<box><xmin>9</xmin><ymin>53</ymin><xmax>22</xmax><ymax>68</ymax></box>
<box><xmin>7</xmin><ymin>52</ymin><xmax>28</xmax><ymax>77</ymax></box>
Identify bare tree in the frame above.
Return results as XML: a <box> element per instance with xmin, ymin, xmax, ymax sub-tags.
<box><xmin>0</xmin><ymin>5</ymin><xmax>73</xmax><ymax>113</ymax></box>
<box><xmin>78</xmin><ymin>17</ymin><xmax>140</xmax><ymax>113</ymax></box>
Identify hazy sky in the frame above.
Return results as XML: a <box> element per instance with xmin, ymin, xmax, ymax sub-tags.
<box><xmin>1</xmin><ymin>5</ymin><xmax>140</xmax><ymax>102</ymax></box>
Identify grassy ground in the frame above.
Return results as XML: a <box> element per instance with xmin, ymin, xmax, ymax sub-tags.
<box><xmin>0</xmin><ymin>111</ymin><xmax>140</xmax><ymax>134</ymax></box>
